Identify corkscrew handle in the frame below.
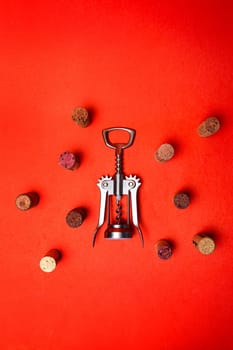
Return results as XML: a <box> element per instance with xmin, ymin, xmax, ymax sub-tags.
<box><xmin>102</xmin><ymin>127</ymin><xmax>136</xmax><ymax>151</ymax></box>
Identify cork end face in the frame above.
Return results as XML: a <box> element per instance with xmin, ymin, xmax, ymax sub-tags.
<box><xmin>197</xmin><ymin>117</ymin><xmax>220</xmax><ymax>137</ymax></box>
<box><xmin>59</xmin><ymin>151</ymin><xmax>79</xmax><ymax>170</ymax></box>
<box><xmin>157</xmin><ymin>246</ymin><xmax>172</xmax><ymax>259</ymax></box>
<box><xmin>173</xmin><ymin>192</ymin><xmax>190</xmax><ymax>209</ymax></box>
<box><xmin>40</xmin><ymin>256</ymin><xmax>57</xmax><ymax>272</ymax></box>
<box><xmin>16</xmin><ymin>194</ymin><xmax>32</xmax><ymax>210</ymax></box>
<box><xmin>155</xmin><ymin>143</ymin><xmax>175</xmax><ymax>163</ymax></box>
<box><xmin>156</xmin><ymin>240</ymin><xmax>173</xmax><ymax>260</ymax></box>
<box><xmin>66</xmin><ymin>208</ymin><xmax>85</xmax><ymax>228</ymax></box>
<box><xmin>72</xmin><ymin>107</ymin><xmax>90</xmax><ymax>128</ymax></box>
<box><xmin>196</xmin><ymin>237</ymin><xmax>215</xmax><ymax>255</ymax></box>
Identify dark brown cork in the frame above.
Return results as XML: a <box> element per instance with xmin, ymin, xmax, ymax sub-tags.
<box><xmin>173</xmin><ymin>192</ymin><xmax>190</xmax><ymax>209</ymax></box>
<box><xmin>15</xmin><ymin>192</ymin><xmax>39</xmax><ymax>211</ymax></box>
<box><xmin>193</xmin><ymin>234</ymin><xmax>215</xmax><ymax>255</ymax></box>
<box><xmin>197</xmin><ymin>117</ymin><xmax>220</xmax><ymax>137</ymax></box>
<box><xmin>72</xmin><ymin>107</ymin><xmax>90</xmax><ymax>127</ymax></box>
<box><xmin>155</xmin><ymin>240</ymin><xmax>172</xmax><ymax>260</ymax></box>
<box><xmin>66</xmin><ymin>208</ymin><xmax>86</xmax><ymax>228</ymax></box>
<box><xmin>155</xmin><ymin>143</ymin><xmax>175</xmax><ymax>163</ymax></box>
<box><xmin>39</xmin><ymin>249</ymin><xmax>61</xmax><ymax>273</ymax></box>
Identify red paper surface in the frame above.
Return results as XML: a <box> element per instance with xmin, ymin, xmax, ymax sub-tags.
<box><xmin>0</xmin><ymin>1</ymin><xmax>233</xmax><ymax>349</ymax></box>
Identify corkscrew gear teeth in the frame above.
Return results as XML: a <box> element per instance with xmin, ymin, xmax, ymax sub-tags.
<box><xmin>92</xmin><ymin>127</ymin><xmax>143</xmax><ymax>247</ymax></box>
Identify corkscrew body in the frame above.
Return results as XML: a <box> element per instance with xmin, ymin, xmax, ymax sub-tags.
<box><xmin>92</xmin><ymin>127</ymin><xmax>143</xmax><ymax>247</ymax></box>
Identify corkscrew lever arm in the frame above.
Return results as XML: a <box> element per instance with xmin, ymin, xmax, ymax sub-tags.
<box><xmin>124</xmin><ymin>176</ymin><xmax>144</xmax><ymax>247</ymax></box>
<box><xmin>92</xmin><ymin>177</ymin><xmax>114</xmax><ymax>247</ymax></box>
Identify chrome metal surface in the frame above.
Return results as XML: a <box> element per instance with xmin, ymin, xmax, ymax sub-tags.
<box><xmin>104</xmin><ymin>224</ymin><xmax>133</xmax><ymax>239</ymax></box>
<box><xmin>102</xmin><ymin>127</ymin><xmax>136</xmax><ymax>151</ymax></box>
<box><xmin>92</xmin><ymin>127</ymin><xmax>143</xmax><ymax>247</ymax></box>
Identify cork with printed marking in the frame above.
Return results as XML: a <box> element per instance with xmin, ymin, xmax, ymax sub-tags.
<box><xmin>59</xmin><ymin>151</ymin><xmax>80</xmax><ymax>170</ymax></box>
<box><xmin>39</xmin><ymin>249</ymin><xmax>61</xmax><ymax>273</ymax></box>
<box><xmin>155</xmin><ymin>240</ymin><xmax>173</xmax><ymax>260</ymax></box>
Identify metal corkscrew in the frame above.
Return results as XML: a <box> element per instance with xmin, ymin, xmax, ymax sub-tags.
<box><xmin>92</xmin><ymin>127</ymin><xmax>143</xmax><ymax>247</ymax></box>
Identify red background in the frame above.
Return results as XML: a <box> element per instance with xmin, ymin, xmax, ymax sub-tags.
<box><xmin>0</xmin><ymin>1</ymin><xmax>233</xmax><ymax>349</ymax></box>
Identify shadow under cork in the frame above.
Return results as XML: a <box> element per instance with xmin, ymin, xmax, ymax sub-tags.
<box><xmin>79</xmin><ymin>206</ymin><xmax>88</xmax><ymax>221</ymax></box>
<box><xmin>196</xmin><ymin>227</ymin><xmax>220</xmax><ymax>246</ymax></box>
<box><xmin>69</xmin><ymin>149</ymin><xmax>85</xmax><ymax>168</ymax></box>
<box><xmin>56</xmin><ymin>248</ymin><xmax>63</xmax><ymax>263</ymax></box>
<box><xmin>164</xmin><ymin>137</ymin><xmax>182</xmax><ymax>159</ymax></box>
<box><xmin>85</xmin><ymin>106</ymin><xmax>96</xmax><ymax>126</ymax></box>
<box><xmin>25</xmin><ymin>190</ymin><xmax>41</xmax><ymax>207</ymax></box>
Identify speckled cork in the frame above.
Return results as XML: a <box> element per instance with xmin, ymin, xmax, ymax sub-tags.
<box><xmin>155</xmin><ymin>240</ymin><xmax>173</xmax><ymax>259</ymax></box>
<box><xmin>15</xmin><ymin>192</ymin><xmax>39</xmax><ymax>210</ymax></box>
<box><xmin>72</xmin><ymin>107</ymin><xmax>90</xmax><ymax>127</ymax></box>
<box><xmin>39</xmin><ymin>249</ymin><xmax>61</xmax><ymax>273</ymax></box>
<box><xmin>197</xmin><ymin>117</ymin><xmax>220</xmax><ymax>137</ymax></box>
<box><xmin>173</xmin><ymin>192</ymin><xmax>190</xmax><ymax>209</ymax></box>
<box><xmin>193</xmin><ymin>234</ymin><xmax>215</xmax><ymax>255</ymax></box>
<box><xmin>66</xmin><ymin>208</ymin><xmax>86</xmax><ymax>228</ymax></box>
<box><xmin>155</xmin><ymin>143</ymin><xmax>175</xmax><ymax>163</ymax></box>
<box><xmin>58</xmin><ymin>151</ymin><xmax>79</xmax><ymax>170</ymax></box>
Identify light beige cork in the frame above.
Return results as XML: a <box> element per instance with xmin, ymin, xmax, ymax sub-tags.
<box><xmin>16</xmin><ymin>194</ymin><xmax>32</xmax><ymax>210</ymax></box>
<box><xmin>16</xmin><ymin>192</ymin><xmax>39</xmax><ymax>211</ymax></box>
<box><xmin>39</xmin><ymin>249</ymin><xmax>61</xmax><ymax>273</ymax></box>
<box><xmin>193</xmin><ymin>234</ymin><xmax>215</xmax><ymax>255</ymax></box>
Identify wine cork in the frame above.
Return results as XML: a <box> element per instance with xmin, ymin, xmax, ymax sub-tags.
<box><xmin>15</xmin><ymin>192</ymin><xmax>39</xmax><ymax>210</ymax></box>
<box><xmin>66</xmin><ymin>208</ymin><xmax>86</xmax><ymax>228</ymax></box>
<box><xmin>40</xmin><ymin>249</ymin><xmax>61</xmax><ymax>273</ymax></box>
<box><xmin>58</xmin><ymin>151</ymin><xmax>80</xmax><ymax>170</ymax></box>
<box><xmin>173</xmin><ymin>192</ymin><xmax>190</xmax><ymax>209</ymax></box>
<box><xmin>193</xmin><ymin>234</ymin><xmax>215</xmax><ymax>255</ymax></box>
<box><xmin>155</xmin><ymin>240</ymin><xmax>172</xmax><ymax>259</ymax></box>
<box><xmin>197</xmin><ymin>117</ymin><xmax>220</xmax><ymax>137</ymax></box>
<box><xmin>155</xmin><ymin>143</ymin><xmax>175</xmax><ymax>163</ymax></box>
<box><xmin>72</xmin><ymin>107</ymin><xmax>90</xmax><ymax>127</ymax></box>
